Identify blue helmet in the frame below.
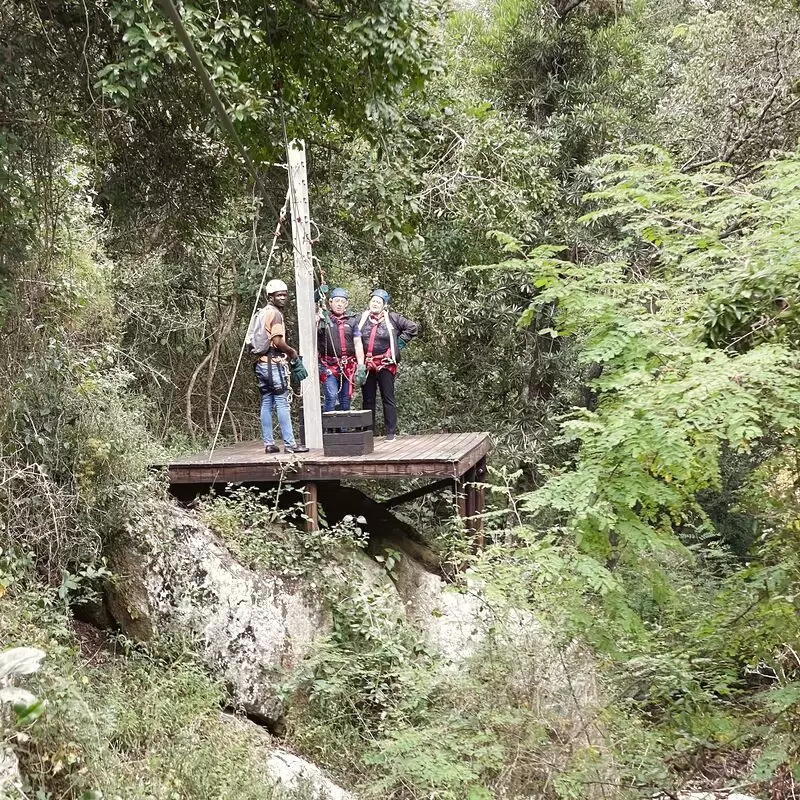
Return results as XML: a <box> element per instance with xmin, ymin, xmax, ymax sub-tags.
<box><xmin>329</xmin><ymin>287</ymin><xmax>349</xmax><ymax>300</ymax></box>
<box><xmin>371</xmin><ymin>288</ymin><xmax>390</xmax><ymax>305</ymax></box>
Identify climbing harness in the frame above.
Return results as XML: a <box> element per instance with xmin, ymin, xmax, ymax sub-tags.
<box><xmin>320</xmin><ymin>312</ymin><xmax>359</xmax><ymax>398</ymax></box>
<box><xmin>257</xmin><ymin>352</ymin><xmax>289</xmax><ymax>396</ymax></box>
<box><xmin>359</xmin><ymin>309</ymin><xmax>398</xmax><ymax>370</ymax></box>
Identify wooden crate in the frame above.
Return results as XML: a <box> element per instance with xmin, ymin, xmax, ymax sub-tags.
<box><xmin>322</xmin><ymin>410</ymin><xmax>373</xmax><ymax>456</ymax></box>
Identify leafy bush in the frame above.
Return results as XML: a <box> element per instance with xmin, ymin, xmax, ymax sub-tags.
<box><xmin>468</xmin><ymin>147</ymin><xmax>800</xmax><ymax>795</ymax></box>
<box><xmin>0</xmin><ymin>577</ymin><xmax>285</xmax><ymax>800</ymax></box>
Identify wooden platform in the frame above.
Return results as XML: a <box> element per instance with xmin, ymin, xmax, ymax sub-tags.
<box><xmin>164</xmin><ymin>432</ymin><xmax>490</xmax><ymax>484</ymax></box>
<box><xmin>161</xmin><ymin>432</ymin><xmax>490</xmax><ymax>544</ymax></box>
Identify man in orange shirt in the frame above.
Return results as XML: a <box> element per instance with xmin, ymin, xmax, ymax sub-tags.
<box><xmin>251</xmin><ymin>279</ymin><xmax>309</xmax><ymax>454</ymax></box>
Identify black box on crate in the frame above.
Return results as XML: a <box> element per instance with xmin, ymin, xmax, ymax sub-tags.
<box><xmin>322</xmin><ymin>410</ymin><xmax>374</xmax><ymax>457</ymax></box>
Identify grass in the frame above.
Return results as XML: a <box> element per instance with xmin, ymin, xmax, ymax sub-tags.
<box><xmin>1</xmin><ymin>579</ymin><xmax>292</xmax><ymax>800</ymax></box>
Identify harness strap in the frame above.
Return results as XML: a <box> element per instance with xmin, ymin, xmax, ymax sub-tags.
<box><xmin>337</xmin><ymin>316</ymin><xmax>348</xmax><ymax>355</ymax></box>
<box><xmin>264</xmin><ymin>352</ymin><xmax>288</xmax><ymax>394</ymax></box>
<box><xmin>320</xmin><ymin>355</ymin><xmax>358</xmax><ymax>397</ymax></box>
<box><xmin>323</xmin><ymin>315</ymin><xmax>355</xmax><ymax>396</ymax></box>
<box><xmin>366</xmin><ymin>320</ymin><xmax>380</xmax><ymax>359</ymax></box>
<box><xmin>365</xmin><ymin>352</ymin><xmax>398</xmax><ymax>375</ymax></box>
<box><xmin>359</xmin><ymin>309</ymin><xmax>397</xmax><ymax>362</ymax></box>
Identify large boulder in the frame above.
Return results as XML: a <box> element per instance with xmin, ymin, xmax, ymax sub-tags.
<box><xmin>265</xmin><ymin>750</ymin><xmax>355</xmax><ymax>800</ymax></box>
<box><xmin>105</xmin><ymin>497</ymin><xmax>598</xmax><ymax>738</ymax></box>
<box><xmin>391</xmin><ymin>554</ymin><xmax>600</xmax><ymax>729</ymax></box>
<box><xmin>106</xmin><ymin>506</ymin><xmax>332</xmax><ymax>728</ymax></box>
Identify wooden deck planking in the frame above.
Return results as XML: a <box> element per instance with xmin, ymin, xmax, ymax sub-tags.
<box><xmin>161</xmin><ymin>432</ymin><xmax>491</xmax><ymax>484</ymax></box>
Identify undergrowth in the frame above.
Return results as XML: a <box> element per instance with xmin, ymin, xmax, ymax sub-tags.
<box><xmin>0</xmin><ymin>553</ymin><xmax>309</xmax><ymax>800</ymax></box>
<box><xmin>197</xmin><ymin>485</ymin><xmax>369</xmax><ymax>577</ymax></box>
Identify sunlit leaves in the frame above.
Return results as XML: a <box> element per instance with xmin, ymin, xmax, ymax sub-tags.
<box><xmin>504</xmin><ymin>150</ymin><xmax>800</xmax><ymax>580</ymax></box>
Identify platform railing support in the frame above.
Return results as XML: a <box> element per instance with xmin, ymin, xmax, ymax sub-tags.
<box><xmin>304</xmin><ymin>481</ymin><xmax>318</xmax><ymax>532</ymax></box>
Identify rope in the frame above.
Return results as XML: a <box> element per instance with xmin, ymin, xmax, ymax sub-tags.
<box><xmin>207</xmin><ymin>191</ymin><xmax>290</xmax><ymax>461</ymax></box>
<box><xmin>156</xmin><ymin>4</ymin><xmax>322</xmax><ymax>457</ymax></box>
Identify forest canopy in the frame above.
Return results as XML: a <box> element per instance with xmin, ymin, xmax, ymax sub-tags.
<box><xmin>1</xmin><ymin>0</ymin><xmax>800</xmax><ymax>798</ymax></box>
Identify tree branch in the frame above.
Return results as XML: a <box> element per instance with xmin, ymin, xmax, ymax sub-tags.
<box><xmin>555</xmin><ymin>0</ymin><xmax>589</xmax><ymax>20</ymax></box>
<box><xmin>682</xmin><ymin>78</ymin><xmax>785</xmax><ymax>172</ymax></box>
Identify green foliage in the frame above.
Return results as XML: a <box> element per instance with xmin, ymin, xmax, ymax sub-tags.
<box><xmin>654</xmin><ymin>0</ymin><xmax>800</xmax><ymax>171</ymax></box>
<box><xmin>364</xmin><ymin>722</ymin><xmax>503</xmax><ymax>799</ymax></box>
<box><xmin>0</xmin><ymin>157</ymin><xmax>163</xmax><ymax>579</ymax></box>
<box><xmin>198</xmin><ymin>485</ymin><xmax>369</xmax><ymax>576</ymax></box>
<box><xmin>5</xmin><ymin>0</ymin><xmax>800</xmax><ymax>796</ymax></box>
<box><xmin>0</xmin><ymin>582</ymin><xmax>285</xmax><ymax>800</ymax></box>
<box><xmin>99</xmin><ymin>0</ymin><xmax>445</xmax><ymax>147</ymax></box>
<box><xmin>469</xmin><ymin>0</ymin><xmax>663</xmax><ymax>153</ymax></box>
<box><xmin>508</xmin><ymin>151</ymin><xmax>800</xmax><ymax>578</ymax></box>
<box><xmin>460</xmin><ymin>146</ymin><xmax>800</xmax><ymax>793</ymax></box>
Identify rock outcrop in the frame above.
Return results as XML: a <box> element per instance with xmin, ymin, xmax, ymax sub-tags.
<box><xmin>265</xmin><ymin>750</ymin><xmax>355</xmax><ymax>800</ymax></box>
<box><xmin>0</xmin><ymin>747</ymin><xmax>22</xmax><ymax>797</ymax></box>
<box><xmin>106</xmin><ymin>507</ymin><xmax>331</xmax><ymax>728</ymax></box>
<box><xmin>105</xmin><ymin>497</ymin><xmax>598</xmax><ymax>738</ymax></box>
<box><xmin>391</xmin><ymin>550</ymin><xmax>600</xmax><ymax>731</ymax></box>
<box><xmin>223</xmin><ymin>714</ymin><xmax>356</xmax><ymax>799</ymax></box>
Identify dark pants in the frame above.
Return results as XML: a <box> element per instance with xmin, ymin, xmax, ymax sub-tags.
<box><xmin>362</xmin><ymin>369</ymin><xmax>397</xmax><ymax>435</ymax></box>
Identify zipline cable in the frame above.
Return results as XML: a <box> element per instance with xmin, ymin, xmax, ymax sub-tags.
<box><xmin>207</xmin><ymin>191</ymin><xmax>290</xmax><ymax>461</ymax></box>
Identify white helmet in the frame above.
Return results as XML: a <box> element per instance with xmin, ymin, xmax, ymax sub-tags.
<box><xmin>265</xmin><ymin>278</ymin><xmax>288</xmax><ymax>295</ymax></box>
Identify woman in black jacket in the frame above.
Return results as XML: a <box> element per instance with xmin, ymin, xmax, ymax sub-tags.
<box><xmin>358</xmin><ymin>289</ymin><xmax>418</xmax><ymax>441</ymax></box>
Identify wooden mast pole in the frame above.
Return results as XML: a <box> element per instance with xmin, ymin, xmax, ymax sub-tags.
<box><xmin>287</xmin><ymin>140</ymin><xmax>323</xmax><ymax>449</ymax></box>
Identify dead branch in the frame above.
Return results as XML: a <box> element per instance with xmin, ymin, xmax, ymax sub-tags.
<box><xmin>555</xmin><ymin>0</ymin><xmax>589</xmax><ymax>20</ymax></box>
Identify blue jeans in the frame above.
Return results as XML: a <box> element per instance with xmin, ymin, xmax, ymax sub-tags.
<box><xmin>255</xmin><ymin>362</ymin><xmax>296</xmax><ymax>447</ymax></box>
<box><xmin>320</xmin><ymin>366</ymin><xmax>352</xmax><ymax>412</ymax></box>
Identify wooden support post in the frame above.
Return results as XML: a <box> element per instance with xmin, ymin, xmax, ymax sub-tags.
<box><xmin>454</xmin><ymin>476</ymin><xmax>467</xmax><ymax>527</ymax></box>
<box><xmin>465</xmin><ymin>466</ymin><xmax>476</xmax><ymax>528</ymax></box>
<box><xmin>474</xmin><ymin>457</ymin><xmax>487</xmax><ymax>552</ymax></box>
<box><xmin>456</xmin><ymin>462</ymin><xmax>487</xmax><ymax>553</ymax></box>
<box><xmin>287</xmin><ymin>140</ymin><xmax>322</xmax><ymax>449</ymax></box>
<box><xmin>304</xmin><ymin>481</ymin><xmax>319</xmax><ymax>532</ymax></box>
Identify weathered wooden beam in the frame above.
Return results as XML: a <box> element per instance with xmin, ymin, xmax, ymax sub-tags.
<box><xmin>455</xmin><ymin>475</ymin><xmax>467</xmax><ymax>523</ymax></box>
<box><xmin>304</xmin><ymin>481</ymin><xmax>318</xmax><ymax>532</ymax></box>
<box><xmin>473</xmin><ymin>456</ymin><xmax>487</xmax><ymax>552</ymax></box>
<box><xmin>465</xmin><ymin>466</ymin><xmax>476</xmax><ymax>525</ymax></box>
<box><xmin>381</xmin><ymin>477</ymin><xmax>454</xmax><ymax>509</ymax></box>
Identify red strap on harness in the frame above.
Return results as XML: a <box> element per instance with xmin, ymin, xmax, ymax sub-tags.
<box><xmin>364</xmin><ymin>315</ymin><xmax>396</xmax><ymax>374</ymax></box>
<box><xmin>336</xmin><ymin>316</ymin><xmax>348</xmax><ymax>356</ymax></box>
<box><xmin>366</xmin><ymin>317</ymin><xmax>380</xmax><ymax>358</ymax></box>
<box><xmin>319</xmin><ymin>355</ymin><xmax>359</xmax><ymax>396</ymax></box>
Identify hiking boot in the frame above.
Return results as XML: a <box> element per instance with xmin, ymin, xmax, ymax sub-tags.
<box><xmin>264</xmin><ymin>444</ymin><xmax>280</xmax><ymax>454</ymax></box>
<box><xmin>284</xmin><ymin>444</ymin><xmax>309</xmax><ymax>454</ymax></box>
